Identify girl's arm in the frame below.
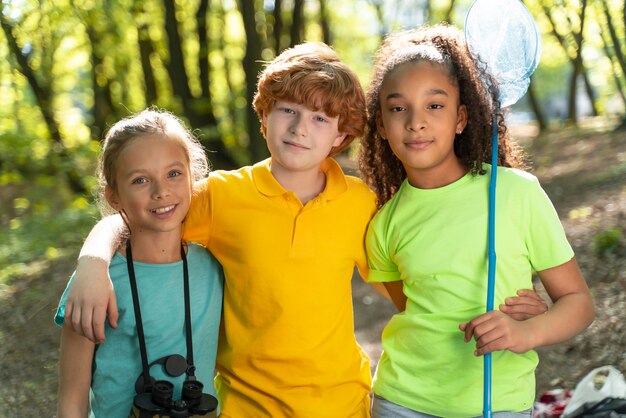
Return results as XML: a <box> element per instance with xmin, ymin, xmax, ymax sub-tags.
<box><xmin>57</xmin><ymin>324</ymin><xmax>95</xmax><ymax>418</ymax></box>
<box><xmin>64</xmin><ymin>215</ymin><xmax>125</xmax><ymax>343</ymax></box>
<box><xmin>461</xmin><ymin>258</ymin><xmax>594</xmax><ymax>355</ymax></box>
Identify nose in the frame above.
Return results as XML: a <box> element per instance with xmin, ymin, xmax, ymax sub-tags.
<box><xmin>407</xmin><ymin>109</ymin><xmax>426</xmax><ymax>132</ymax></box>
<box><xmin>151</xmin><ymin>179</ymin><xmax>170</xmax><ymax>199</ymax></box>
<box><xmin>290</xmin><ymin>114</ymin><xmax>308</xmax><ymax>137</ymax></box>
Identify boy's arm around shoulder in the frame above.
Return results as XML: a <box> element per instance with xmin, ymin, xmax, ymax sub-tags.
<box><xmin>65</xmin><ymin>215</ymin><xmax>124</xmax><ymax>343</ymax></box>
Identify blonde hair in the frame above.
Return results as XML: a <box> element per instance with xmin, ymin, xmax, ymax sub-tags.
<box><xmin>96</xmin><ymin>108</ymin><xmax>209</xmax><ymax>216</ymax></box>
<box><xmin>253</xmin><ymin>42</ymin><xmax>366</xmax><ymax>156</ymax></box>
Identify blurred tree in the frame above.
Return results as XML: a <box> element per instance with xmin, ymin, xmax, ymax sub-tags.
<box><xmin>290</xmin><ymin>0</ymin><xmax>305</xmax><ymax>48</ymax></box>
<box><xmin>0</xmin><ymin>4</ymin><xmax>87</xmax><ymax>193</ymax></box>
<box><xmin>597</xmin><ymin>0</ymin><xmax>626</xmax><ymax>129</ymax></box>
<box><xmin>538</xmin><ymin>0</ymin><xmax>597</xmax><ymax>124</ymax></box>
<box><xmin>238</xmin><ymin>0</ymin><xmax>268</xmax><ymax>162</ymax></box>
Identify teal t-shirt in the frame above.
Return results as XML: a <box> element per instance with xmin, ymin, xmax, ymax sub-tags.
<box><xmin>366</xmin><ymin>165</ymin><xmax>574</xmax><ymax>417</ymax></box>
<box><xmin>55</xmin><ymin>243</ymin><xmax>223</xmax><ymax>418</ymax></box>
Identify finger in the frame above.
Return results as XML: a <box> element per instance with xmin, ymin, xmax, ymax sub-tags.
<box><xmin>515</xmin><ymin>289</ymin><xmax>541</xmax><ymax>300</ymax></box>
<box><xmin>461</xmin><ymin>313</ymin><xmax>492</xmax><ymax>342</ymax></box>
<box><xmin>70</xmin><ymin>304</ymin><xmax>83</xmax><ymax>336</ymax></box>
<box><xmin>80</xmin><ymin>305</ymin><xmax>96</xmax><ymax>343</ymax></box>
<box><xmin>64</xmin><ymin>301</ymin><xmax>74</xmax><ymax>327</ymax></box>
<box><xmin>499</xmin><ymin>303</ymin><xmax>528</xmax><ymax>321</ymax></box>
<box><xmin>92</xmin><ymin>306</ymin><xmax>107</xmax><ymax>344</ymax></box>
<box><xmin>475</xmin><ymin>338</ymin><xmax>507</xmax><ymax>356</ymax></box>
<box><xmin>108</xmin><ymin>291</ymin><xmax>119</xmax><ymax>329</ymax></box>
<box><xmin>504</xmin><ymin>297</ymin><xmax>547</xmax><ymax>315</ymax></box>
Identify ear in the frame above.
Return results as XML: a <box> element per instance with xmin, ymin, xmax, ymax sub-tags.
<box><xmin>260</xmin><ymin>111</ymin><xmax>268</xmax><ymax>138</ymax></box>
<box><xmin>332</xmin><ymin>133</ymin><xmax>347</xmax><ymax>148</ymax></box>
<box><xmin>456</xmin><ymin>104</ymin><xmax>468</xmax><ymax>134</ymax></box>
<box><xmin>105</xmin><ymin>186</ymin><xmax>120</xmax><ymax>210</ymax></box>
<box><xmin>376</xmin><ymin>111</ymin><xmax>387</xmax><ymax>140</ymax></box>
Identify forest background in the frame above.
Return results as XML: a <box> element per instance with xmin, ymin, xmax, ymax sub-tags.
<box><xmin>1</xmin><ymin>0</ymin><xmax>625</xmax><ymax>416</ymax></box>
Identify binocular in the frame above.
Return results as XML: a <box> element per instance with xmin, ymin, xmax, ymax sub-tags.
<box><xmin>130</xmin><ymin>379</ymin><xmax>218</xmax><ymax>418</ymax></box>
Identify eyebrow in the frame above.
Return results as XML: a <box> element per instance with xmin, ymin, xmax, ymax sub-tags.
<box><xmin>123</xmin><ymin>161</ymin><xmax>187</xmax><ymax>178</ymax></box>
<box><xmin>384</xmin><ymin>88</ymin><xmax>449</xmax><ymax>100</ymax></box>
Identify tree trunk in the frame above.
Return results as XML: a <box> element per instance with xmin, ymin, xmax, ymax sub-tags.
<box><xmin>289</xmin><ymin>0</ymin><xmax>304</xmax><ymax>48</ymax></box>
<box><xmin>526</xmin><ymin>80</ymin><xmax>547</xmax><ymax>132</ymax></box>
<box><xmin>443</xmin><ymin>0</ymin><xmax>456</xmax><ymax>23</ymax></box>
<box><xmin>85</xmin><ymin>18</ymin><xmax>115</xmax><ymax>139</ymax></box>
<box><xmin>319</xmin><ymin>0</ymin><xmax>331</xmax><ymax>45</ymax></box>
<box><xmin>541</xmin><ymin>0</ymin><xmax>588</xmax><ymax>125</ymax></box>
<box><xmin>162</xmin><ymin>0</ymin><xmax>202</xmax><ymax>126</ymax></box>
<box><xmin>273</xmin><ymin>0</ymin><xmax>283</xmax><ymax>53</ymax></box>
<box><xmin>582</xmin><ymin>69</ymin><xmax>598</xmax><ymax>116</ymax></box>
<box><xmin>238</xmin><ymin>0</ymin><xmax>269</xmax><ymax>162</ymax></box>
<box><xmin>135</xmin><ymin>0</ymin><xmax>158</xmax><ymax>105</ymax></box>
<box><xmin>0</xmin><ymin>13</ymin><xmax>86</xmax><ymax>193</ymax></box>
<box><xmin>196</xmin><ymin>0</ymin><xmax>217</xmax><ymax>126</ymax></box>
<box><xmin>599</xmin><ymin>0</ymin><xmax>626</xmax><ymax>88</ymax></box>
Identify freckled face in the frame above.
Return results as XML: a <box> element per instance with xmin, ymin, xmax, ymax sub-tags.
<box><xmin>262</xmin><ymin>100</ymin><xmax>346</xmax><ymax>177</ymax></box>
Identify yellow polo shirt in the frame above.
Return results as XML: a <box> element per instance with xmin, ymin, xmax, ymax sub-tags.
<box><xmin>183</xmin><ymin>158</ymin><xmax>376</xmax><ymax>418</ymax></box>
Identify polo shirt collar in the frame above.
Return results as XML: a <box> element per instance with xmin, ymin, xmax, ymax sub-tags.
<box><xmin>251</xmin><ymin>157</ymin><xmax>348</xmax><ymax>200</ymax></box>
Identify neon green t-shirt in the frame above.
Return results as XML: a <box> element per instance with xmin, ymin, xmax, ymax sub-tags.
<box><xmin>366</xmin><ymin>165</ymin><xmax>574</xmax><ymax>417</ymax></box>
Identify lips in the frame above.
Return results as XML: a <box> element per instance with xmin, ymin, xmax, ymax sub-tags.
<box><xmin>151</xmin><ymin>204</ymin><xmax>176</xmax><ymax>214</ymax></box>
<box><xmin>404</xmin><ymin>139</ymin><xmax>434</xmax><ymax>150</ymax></box>
<box><xmin>283</xmin><ymin>140</ymin><xmax>309</xmax><ymax>150</ymax></box>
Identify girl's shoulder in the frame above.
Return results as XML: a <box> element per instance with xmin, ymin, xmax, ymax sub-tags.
<box><xmin>495</xmin><ymin>165</ymin><xmax>540</xmax><ymax>188</ymax></box>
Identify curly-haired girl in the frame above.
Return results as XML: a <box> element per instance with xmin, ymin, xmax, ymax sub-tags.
<box><xmin>359</xmin><ymin>24</ymin><xmax>594</xmax><ymax>418</ymax></box>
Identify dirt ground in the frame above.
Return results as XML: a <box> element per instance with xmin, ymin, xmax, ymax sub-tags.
<box><xmin>1</xmin><ymin>121</ymin><xmax>625</xmax><ymax>417</ymax></box>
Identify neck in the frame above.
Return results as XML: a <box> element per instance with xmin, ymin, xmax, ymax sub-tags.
<box><xmin>123</xmin><ymin>229</ymin><xmax>182</xmax><ymax>263</ymax></box>
<box><xmin>270</xmin><ymin>163</ymin><xmax>327</xmax><ymax>205</ymax></box>
<box><xmin>406</xmin><ymin>159</ymin><xmax>468</xmax><ymax>190</ymax></box>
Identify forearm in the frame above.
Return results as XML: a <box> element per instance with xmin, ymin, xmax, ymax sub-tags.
<box><xmin>78</xmin><ymin>215</ymin><xmax>126</xmax><ymax>262</ymax></box>
<box><xmin>528</xmin><ymin>291</ymin><xmax>594</xmax><ymax>348</ymax></box>
<box><xmin>57</xmin><ymin>399</ymin><xmax>89</xmax><ymax>418</ymax></box>
<box><xmin>57</xmin><ymin>326</ymin><xmax>93</xmax><ymax>418</ymax></box>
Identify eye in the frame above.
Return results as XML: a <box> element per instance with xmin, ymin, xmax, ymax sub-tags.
<box><xmin>314</xmin><ymin>115</ymin><xmax>328</xmax><ymax>123</ymax></box>
<box><xmin>279</xmin><ymin>106</ymin><xmax>295</xmax><ymax>115</ymax></box>
<box><xmin>132</xmin><ymin>177</ymin><xmax>147</xmax><ymax>185</ymax></box>
<box><xmin>428</xmin><ymin>104</ymin><xmax>444</xmax><ymax>110</ymax></box>
<box><xmin>168</xmin><ymin>170</ymin><xmax>183</xmax><ymax>178</ymax></box>
<box><xmin>389</xmin><ymin>105</ymin><xmax>405</xmax><ymax>112</ymax></box>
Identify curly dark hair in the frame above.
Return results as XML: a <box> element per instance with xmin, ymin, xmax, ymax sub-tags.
<box><xmin>359</xmin><ymin>24</ymin><xmax>526</xmax><ymax>208</ymax></box>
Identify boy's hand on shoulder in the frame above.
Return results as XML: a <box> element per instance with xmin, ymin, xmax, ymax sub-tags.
<box><xmin>459</xmin><ymin>311</ymin><xmax>536</xmax><ymax>356</ymax></box>
<box><xmin>499</xmin><ymin>288</ymin><xmax>548</xmax><ymax>320</ymax></box>
<box><xmin>65</xmin><ymin>257</ymin><xmax>118</xmax><ymax>344</ymax></box>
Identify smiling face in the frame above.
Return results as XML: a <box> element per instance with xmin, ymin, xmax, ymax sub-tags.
<box><xmin>377</xmin><ymin>61</ymin><xmax>468</xmax><ymax>189</ymax></box>
<box><xmin>106</xmin><ymin>135</ymin><xmax>192</xmax><ymax>238</ymax></box>
<box><xmin>262</xmin><ymin>100</ymin><xmax>347</xmax><ymax>178</ymax></box>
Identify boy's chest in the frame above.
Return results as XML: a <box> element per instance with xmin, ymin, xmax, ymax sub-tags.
<box><xmin>210</xmin><ymin>194</ymin><xmax>367</xmax><ymax>262</ymax></box>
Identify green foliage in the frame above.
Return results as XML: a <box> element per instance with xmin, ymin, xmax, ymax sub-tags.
<box><xmin>0</xmin><ymin>191</ymin><xmax>99</xmax><ymax>285</ymax></box>
<box><xmin>593</xmin><ymin>227</ymin><xmax>623</xmax><ymax>256</ymax></box>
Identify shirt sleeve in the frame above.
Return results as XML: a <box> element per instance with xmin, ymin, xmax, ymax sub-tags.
<box><xmin>366</xmin><ymin>212</ymin><xmax>401</xmax><ymax>283</ymax></box>
<box><xmin>354</xmin><ymin>192</ymin><xmax>378</xmax><ymax>282</ymax></box>
<box><xmin>525</xmin><ymin>177</ymin><xmax>574</xmax><ymax>272</ymax></box>
<box><xmin>54</xmin><ymin>273</ymin><xmax>76</xmax><ymax>327</ymax></box>
<box><xmin>182</xmin><ymin>176</ymin><xmax>213</xmax><ymax>248</ymax></box>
